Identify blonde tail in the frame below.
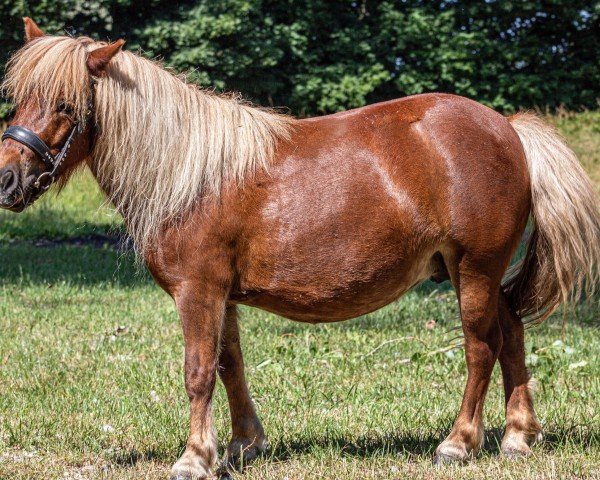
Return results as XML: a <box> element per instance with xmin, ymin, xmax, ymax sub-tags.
<box><xmin>504</xmin><ymin>113</ymin><xmax>600</xmax><ymax>322</ymax></box>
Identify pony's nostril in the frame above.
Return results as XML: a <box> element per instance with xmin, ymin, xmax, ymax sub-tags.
<box><xmin>0</xmin><ymin>170</ymin><xmax>13</xmax><ymax>189</ymax></box>
<box><xmin>0</xmin><ymin>167</ymin><xmax>18</xmax><ymax>195</ymax></box>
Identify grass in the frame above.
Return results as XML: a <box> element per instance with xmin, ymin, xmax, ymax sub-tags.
<box><xmin>550</xmin><ymin>109</ymin><xmax>600</xmax><ymax>195</ymax></box>
<box><xmin>0</xmin><ymin>170</ymin><xmax>120</xmax><ymax>241</ymax></box>
<box><xmin>0</xmin><ymin>112</ymin><xmax>599</xmax><ymax>479</ymax></box>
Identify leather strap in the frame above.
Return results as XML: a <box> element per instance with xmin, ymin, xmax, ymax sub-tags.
<box><xmin>1</xmin><ymin>120</ymin><xmax>83</xmax><ymax>203</ymax></box>
<box><xmin>2</xmin><ymin>125</ymin><xmax>55</xmax><ymax>168</ymax></box>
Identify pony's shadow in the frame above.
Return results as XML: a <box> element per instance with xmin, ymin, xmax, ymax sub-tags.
<box><xmin>259</xmin><ymin>428</ymin><xmax>504</xmax><ymax>463</ymax></box>
<box><xmin>267</xmin><ymin>430</ymin><xmax>442</xmax><ymax>460</ymax></box>
<box><xmin>262</xmin><ymin>424</ymin><xmax>598</xmax><ymax>461</ymax></box>
<box><xmin>107</xmin><ymin>424</ymin><xmax>598</xmax><ymax>477</ymax></box>
<box><xmin>111</xmin><ymin>447</ymin><xmax>167</xmax><ymax>466</ymax></box>
<box><xmin>217</xmin><ymin>425</ymin><xmax>598</xmax><ymax>478</ymax></box>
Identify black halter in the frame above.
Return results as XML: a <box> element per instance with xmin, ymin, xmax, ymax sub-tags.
<box><xmin>2</xmin><ymin>121</ymin><xmax>82</xmax><ymax>187</ymax></box>
<box><xmin>1</xmin><ymin>116</ymin><xmax>86</xmax><ymax>205</ymax></box>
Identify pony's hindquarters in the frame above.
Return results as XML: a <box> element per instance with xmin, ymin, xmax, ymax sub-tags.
<box><xmin>504</xmin><ymin>113</ymin><xmax>600</xmax><ymax>322</ymax></box>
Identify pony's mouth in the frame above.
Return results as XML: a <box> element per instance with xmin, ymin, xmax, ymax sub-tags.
<box><xmin>0</xmin><ymin>193</ymin><xmax>28</xmax><ymax>212</ymax></box>
<box><xmin>6</xmin><ymin>201</ymin><xmax>27</xmax><ymax>212</ymax></box>
<box><xmin>0</xmin><ymin>178</ymin><xmax>36</xmax><ymax>212</ymax></box>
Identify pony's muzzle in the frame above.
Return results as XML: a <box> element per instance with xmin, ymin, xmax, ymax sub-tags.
<box><xmin>0</xmin><ymin>142</ymin><xmax>45</xmax><ymax>211</ymax></box>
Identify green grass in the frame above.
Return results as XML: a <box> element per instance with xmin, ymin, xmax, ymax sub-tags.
<box><xmin>0</xmin><ymin>112</ymin><xmax>599</xmax><ymax>479</ymax></box>
<box><xmin>0</xmin><ymin>170</ymin><xmax>120</xmax><ymax>241</ymax></box>
<box><xmin>550</xmin><ymin>109</ymin><xmax>600</xmax><ymax>195</ymax></box>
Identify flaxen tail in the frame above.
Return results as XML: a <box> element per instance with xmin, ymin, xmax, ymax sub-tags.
<box><xmin>504</xmin><ymin>113</ymin><xmax>600</xmax><ymax>322</ymax></box>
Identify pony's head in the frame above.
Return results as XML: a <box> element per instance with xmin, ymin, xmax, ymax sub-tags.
<box><xmin>0</xmin><ymin>18</ymin><xmax>123</xmax><ymax>211</ymax></box>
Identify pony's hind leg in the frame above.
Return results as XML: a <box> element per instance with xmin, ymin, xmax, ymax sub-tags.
<box><xmin>498</xmin><ymin>291</ymin><xmax>542</xmax><ymax>457</ymax></box>
<box><xmin>434</xmin><ymin>260</ymin><xmax>504</xmax><ymax>464</ymax></box>
<box><xmin>219</xmin><ymin>305</ymin><xmax>268</xmax><ymax>470</ymax></box>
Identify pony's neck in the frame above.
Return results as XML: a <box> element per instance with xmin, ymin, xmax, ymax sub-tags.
<box><xmin>88</xmin><ymin>49</ymin><xmax>294</xmax><ymax>253</ymax></box>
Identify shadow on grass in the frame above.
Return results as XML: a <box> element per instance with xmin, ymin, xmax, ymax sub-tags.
<box><xmin>268</xmin><ymin>431</ymin><xmax>443</xmax><ymax>460</ymax></box>
<box><xmin>264</xmin><ymin>425</ymin><xmax>599</xmax><ymax>462</ymax></box>
<box><xmin>111</xmin><ymin>447</ymin><xmax>172</xmax><ymax>467</ymax></box>
<box><xmin>105</xmin><ymin>424</ymin><xmax>599</xmax><ymax>475</ymax></box>
<box><xmin>265</xmin><ymin>428</ymin><xmax>497</xmax><ymax>461</ymax></box>
<box><xmin>0</xmin><ymin>242</ymin><xmax>149</xmax><ymax>287</ymax></box>
<box><xmin>104</xmin><ymin>425</ymin><xmax>600</xmax><ymax>480</ymax></box>
<box><xmin>0</xmin><ymin>208</ymin><xmax>118</xmax><ymax>241</ymax></box>
<box><xmin>107</xmin><ymin>431</ymin><xmax>445</xmax><ymax>472</ymax></box>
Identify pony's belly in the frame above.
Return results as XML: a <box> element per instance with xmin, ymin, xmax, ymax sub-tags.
<box><xmin>232</xmin><ymin>256</ymin><xmax>435</xmax><ymax>323</ymax></box>
<box><xmin>236</xmin><ymin>284</ymin><xmax>413</xmax><ymax>323</ymax></box>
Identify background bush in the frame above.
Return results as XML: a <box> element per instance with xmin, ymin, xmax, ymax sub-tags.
<box><xmin>1</xmin><ymin>0</ymin><xmax>598</xmax><ymax>118</ymax></box>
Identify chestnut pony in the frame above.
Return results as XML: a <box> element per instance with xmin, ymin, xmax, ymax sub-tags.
<box><xmin>1</xmin><ymin>19</ymin><xmax>599</xmax><ymax>479</ymax></box>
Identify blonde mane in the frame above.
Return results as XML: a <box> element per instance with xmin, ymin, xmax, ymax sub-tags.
<box><xmin>3</xmin><ymin>35</ymin><xmax>295</xmax><ymax>253</ymax></box>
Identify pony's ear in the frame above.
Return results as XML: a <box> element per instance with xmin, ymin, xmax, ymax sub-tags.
<box><xmin>86</xmin><ymin>39</ymin><xmax>125</xmax><ymax>76</ymax></box>
<box><xmin>23</xmin><ymin>17</ymin><xmax>44</xmax><ymax>42</ymax></box>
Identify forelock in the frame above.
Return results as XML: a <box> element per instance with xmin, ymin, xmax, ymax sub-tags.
<box><xmin>2</xmin><ymin>35</ymin><xmax>98</xmax><ymax>122</ymax></box>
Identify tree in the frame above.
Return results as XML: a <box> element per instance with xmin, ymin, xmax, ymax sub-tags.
<box><xmin>1</xmin><ymin>0</ymin><xmax>598</xmax><ymax>119</ymax></box>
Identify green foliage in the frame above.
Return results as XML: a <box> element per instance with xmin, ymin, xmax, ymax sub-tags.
<box><xmin>0</xmin><ymin>1</ymin><xmax>598</xmax><ymax>117</ymax></box>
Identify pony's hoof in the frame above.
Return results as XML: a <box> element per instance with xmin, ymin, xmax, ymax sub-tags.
<box><xmin>170</xmin><ymin>467</ymin><xmax>216</xmax><ymax>480</ymax></box>
<box><xmin>501</xmin><ymin>436</ymin><xmax>535</xmax><ymax>459</ymax></box>
<box><xmin>170</xmin><ymin>473</ymin><xmax>215</xmax><ymax>480</ymax></box>
<box><xmin>433</xmin><ymin>443</ymin><xmax>469</xmax><ymax>465</ymax></box>
<box><xmin>501</xmin><ymin>447</ymin><xmax>531</xmax><ymax>460</ymax></box>
<box><xmin>433</xmin><ymin>451</ymin><xmax>461</xmax><ymax>465</ymax></box>
<box><xmin>170</xmin><ymin>446</ymin><xmax>217</xmax><ymax>480</ymax></box>
<box><xmin>501</xmin><ymin>430</ymin><xmax>542</xmax><ymax>459</ymax></box>
<box><xmin>221</xmin><ymin>436</ymin><xmax>269</xmax><ymax>471</ymax></box>
<box><xmin>170</xmin><ymin>475</ymin><xmax>195</xmax><ymax>480</ymax></box>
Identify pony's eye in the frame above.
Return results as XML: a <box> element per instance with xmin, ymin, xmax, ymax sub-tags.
<box><xmin>57</xmin><ymin>102</ymin><xmax>74</xmax><ymax>115</ymax></box>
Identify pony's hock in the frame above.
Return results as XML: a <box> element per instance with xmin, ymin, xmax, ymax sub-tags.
<box><xmin>1</xmin><ymin>17</ymin><xmax>599</xmax><ymax>480</ymax></box>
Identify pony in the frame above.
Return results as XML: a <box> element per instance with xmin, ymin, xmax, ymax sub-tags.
<box><xmin>1</xmin><ymin>18</ymin><xmax>598</xmax><ymax>480</ymax></box>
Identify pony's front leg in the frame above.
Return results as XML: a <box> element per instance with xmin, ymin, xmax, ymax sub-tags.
<box><xmin>170</xmin><ymin>283</ymin><xmax>226</xmax><ymax>480</ymax></box>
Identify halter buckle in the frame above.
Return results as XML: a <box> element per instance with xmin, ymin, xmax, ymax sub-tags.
<box><xmin>33</xmin><ymin>171</ymin><xmax>54</xmax><ymax>190</ymax></box>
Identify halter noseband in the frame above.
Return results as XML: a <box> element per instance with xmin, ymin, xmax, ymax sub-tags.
<box><xmin>2</xmin><ymin>121</ymin><xmax>83</xmax><ymax>192</ymax></box>
<box><xmin>0</xmin><ymin>107</ymin><xmax>90</xmax><ymax>206</ymax></box>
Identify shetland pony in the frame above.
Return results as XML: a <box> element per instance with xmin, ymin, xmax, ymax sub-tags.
<box><xmin>1</xmin><ymin>19</ymin><xmax>598</xmax><ymax>479</ymax></box>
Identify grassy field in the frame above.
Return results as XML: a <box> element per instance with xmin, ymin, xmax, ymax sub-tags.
<box><xmin>0</xmin><ymin>112</ymin><xmax>598</xmax><ymax>479</ymax></box>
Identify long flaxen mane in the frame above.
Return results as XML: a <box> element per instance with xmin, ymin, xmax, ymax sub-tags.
<box><xmin>3</xmin><ymin>35</ymin><xmax>295</xmax><ymax>253</ymax></box>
